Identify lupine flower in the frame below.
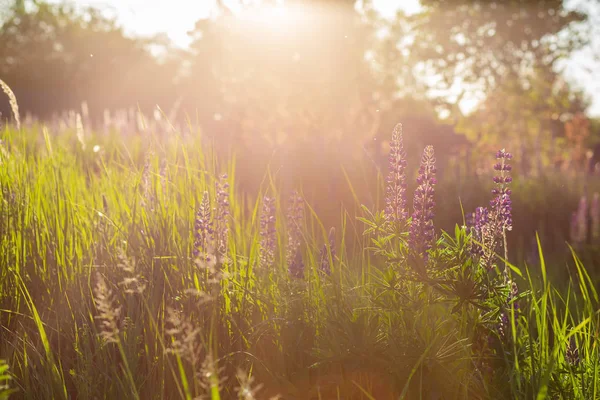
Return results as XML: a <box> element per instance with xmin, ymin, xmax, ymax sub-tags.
<box><xmin>491</xmin><ymin>149</ymin><xmax>513</xmax><ymax>232</ymax></box>
<box><xmin>478</xmin><ymin>149</ymin><xmax>513</xmax><ymax>270</ymax></box>
<box><xmin>509</xmin><ymin>280</ymin><xmax>519</xmax><ymax>311</ymax></box>
<box><xmin>465</xmin><ymin>212</ymin><xmax>475</xmax><ymax>231</ymax></box>
<box><xmin>288</xmin><ymin>250</ymin><xmax>304</xmax><ymax>279</ymax></box>
<box><xmin>591</xmin><ymin>193</ymin><xmax>599</xmax><ymax>241</ymax></box>
<box><xmin>194</xmin><ymin>191</ymin><xmax>214</xmax><ymax>262</ymax></box>
<box><xmin>319</xmin><ymin>227</ymin><xmax>336</xmax><ymax>276</ymax></box>
<box><xmin>566</xmin><ymin>336</ymin><xmax>580</xmax><ymax>367</ymax></box>
<box><xmin>497</xmin><ymin>312</ymin><xmax>510</xmax><ymax>341</ymax></box>
<box><xmin>469</xmin><ymin>206</ymin><xmax>489</xmax><ymax>258</ymax></box>
<box><xmin>385</xmin><ymin>123</ymin><xmax>408</xmax><ymax>228</ymax></box>
<box><xmin>287</xmin><ymin>190</ymin><xmax>304</xmax><ymax>278</ymax></box>
<box><xmin>259</xmin><ymin>196</ymin><xmax>277</xmax><ymax>270</ymax></box>
<box><xmin>409</xmin><ymin>145</ymin><xmax>437</xmax><ymax>256</ymax></box>
<box><xmin>215</xmin><ymin>174</ymin><xmax>230</xmax><ymax>258</ymax></box>
<box><xmin>570</xmin><ymin>195</ymin><xmax>588</xmax><ymax>246</ymax></box>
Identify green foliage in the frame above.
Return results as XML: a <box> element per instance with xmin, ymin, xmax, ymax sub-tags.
<box><xmin>0</xmin><ymin>360</ymin><xmax>15</xmax><ymax>399</ymax></box>
<box><xmin>407</xmin><ymin>0</ymin><xmax>588</xmax><ymax>108</ymax></box>
<box><xmin>0</xmin><ymin>0</ymin><xmax>181</xmax><ymax>116</ymax></box>
<box><xmin>0</xmin><ymin>123</ymin><xmax>599</xmax><ymax>399</ymax></box>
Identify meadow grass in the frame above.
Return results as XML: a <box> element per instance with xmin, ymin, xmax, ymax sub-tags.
<box><xmin>0</xmin><ymin>120</ymin><xmax>598</xmax><ymax>400</ymax></box>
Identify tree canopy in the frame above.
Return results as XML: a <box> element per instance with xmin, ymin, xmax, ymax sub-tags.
<box><xmin>0</xmin><ymin>0</ymin><xmax>596</xmax><ymax>174</ymax></box>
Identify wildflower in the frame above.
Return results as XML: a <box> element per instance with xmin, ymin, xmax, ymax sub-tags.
<box><xmin>215</xmin><ymin>174</ymin><xmax>230</xmax><ymax>258</ymax></box>
<box><xmin>194</xmin><ymin>191</ymin><xmax>215</xmax><ymax>262</ymax></box>
<box><xmin>566</xmin><ymin>336</ymin><xmax>580</xmax><ymax>367</ymax></box>
<box><xmin>288</xmin><ymin>250</ymin><xmax>304</xmax><ymax>279</ymax></box>
<box><xmin>465</xmin><ymin>211</ymin><xmax>475</xmax><ymax>231</ymax></box>
<box><xmin>478</xmin><ymin>149</ymin><xmax>513</xmax><ymax>271</ymax></box>
<box><xmin>409</xmin><ymin>145</ymin><xmax>437</xmax><ymax>256</ymax></box>
<box><xmin>259</xmin><ymin>196</ymin><xmax>277</xmax><ymax>270</ymax></box>
<box><xmin>491</xmin><ymin>149</ymin><xmax>513</xmax><ymax>232</ymax></box>
<box><xmin>319</xmin><ymin>227</ymin><xmax>336</xmax><ymax>276</ymax></box>
<box><xmin>508</xmin><ymin>280</ymin><xmax>519</xmax><ymax>312</ymax></box>
<box><xmin>385</xmin><ymin>123</ymin><xmax>408</xmax><ymax>228</ymax></box>
<box><xmin>497</xmin><ymin>312</ymin><xmax>509</xmax><ymax>341</ymax></box>
<box><xmin>468</xmin><ymin>207</ymin><xmax>489</xmax><ymax>258</ymax></box>
<box><xmin>287</xmin><ymin>190</ymin><xmax>304</xmax><ymax>278</ymax></box>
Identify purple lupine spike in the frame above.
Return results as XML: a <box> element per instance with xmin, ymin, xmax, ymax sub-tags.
<box><xmin>476</xmin><ymin>149</ymin><xmax>513</xmax><ymax>271</ymax></box>
<box><xmin>465</xmin><ymin>212</ymin><xmax>475</xmax><ymax>230</ymax></box>
<box><xmin>491</xmin><ymin>149</ymin><xmax>513</xmax><ymax>232</ymax></box>
<box><xmin>319</xmin><ymin>227</ymin><xmax>336</xmax><ymax>276</ymax></box>
<box><xmin>215</xmin><ymin>174</ymin><xmax>230</xmax><ymax>258</ymax></box>
<box><xmin>385</xmin><ymin>123</ymin><xmax>408</xmax><ymax>227</ymax></box>
<box><xmin>194</xmin><ymin>191</ymin><xmax>214</xmax><ymax>261</ymax></box>
<box><xmin>469</xmin><ymin>206</ymin><xmax>489</xmax><ymax>258</ymax></box>
<box><xmin>287</xmin><ymin>190</ymin><xmax>304</xmax><ymax>279</ymax></box>
<box><xmin>288</xmin><ymin>249</ymin><xmax>304</xmax><ymax>279</ymax></box>
<box><xmin>497</xmin><ymin>312</ymin><xmax>510</xmax><ymax>341</ymax></box>
<box><xmin>566</xmin><ymin>336</ymin><xmax>580</xmax><ymax>366</ymax></box>
<box><xmin>409</xmin><ymin>145</ymin><xmax>437</xmax><ymax>256</ymax></box>
<box><xmin>259</xmin><ymin>195</ymin><xmax>277</xmax><ymax>270</ymax></box>
<box><xmin>508</xmin><ymin>280</ymin><xmax>519</xmax><ymax>312</ymax></box>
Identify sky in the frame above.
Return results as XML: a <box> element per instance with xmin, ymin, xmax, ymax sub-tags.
<box><xmin>51</xmin><ymin>0</ymin><xmax>599</xmax><ymax>117</ymax></box>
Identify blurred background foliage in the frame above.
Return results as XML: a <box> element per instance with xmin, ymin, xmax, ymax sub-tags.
<box><xmin>0</xmin><ymin>0</ymin><xmax>599</xmax><ymax>266</ymax></box>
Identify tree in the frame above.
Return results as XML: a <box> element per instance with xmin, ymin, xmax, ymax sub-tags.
<box><xmin>183</xmin><ymin>0</ymin><xmax>380</xmax><ymax>153</ymax></box>
<box><xmin>0</xmin><ymin>0</ymin><xmax>181</xmax><ymax>120</ymax></box>
<box><xmin>405</xmin><ymin>0</ymin><xmax>588</xmax><ymax>118</ymax></box>
<box><xmin>456</xmin><ymin>54</ymin><xmax>589</xmax><ymax>175</ymax></box>
<box><xmin>360</xmin><ymin>0</ymin><xmax>591</xmax><ymax>175</ymax></box>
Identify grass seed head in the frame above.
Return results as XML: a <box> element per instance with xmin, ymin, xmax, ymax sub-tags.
<box><xmin>0</xmin><ymin>79</ymin><xmax>20</xmax><ymax>130</ymax></box>
<box><xmin>93</xmin><ymin>273</ymin><xmax>122</xmax><ymax>344</ymax></box>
